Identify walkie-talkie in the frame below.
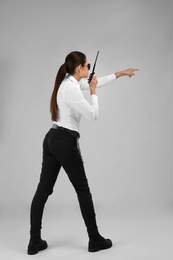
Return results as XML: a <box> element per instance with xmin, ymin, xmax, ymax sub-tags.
<box><xmin>88</xmin><ymin>51</ymin><xmax>99</xmax><ymax>84</ymax></box>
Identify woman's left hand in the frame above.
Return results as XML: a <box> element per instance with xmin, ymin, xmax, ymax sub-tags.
<box><xmin>123</xmin><ymin>68</ymin><xmax>139</xmax><ymax>77</ymax></box>
<box><xmin>115</xmin><ymin>68</ymin><xmax>139</xmax><ymax>79</ymax></box>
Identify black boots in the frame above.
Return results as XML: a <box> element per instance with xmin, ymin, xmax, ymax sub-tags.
<box><xmin>88</xmin><ymin>231</ymin><xmax>113</xmax><ymax>252</ymax></box>
<box><xmin>27</xmin><ymin>230</ymin><xmax>112</xmax><ymax>254</ymax></box>
<box><xmin>27</xmin><ymin>231</ymin><xmax>48</xmax><ymax>255</ymax></box>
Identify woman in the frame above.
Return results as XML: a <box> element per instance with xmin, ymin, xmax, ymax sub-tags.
<box><xmin>27</xmin><ymin>51</ymin><xmax>138</xmax><ymax>255</ymax></box>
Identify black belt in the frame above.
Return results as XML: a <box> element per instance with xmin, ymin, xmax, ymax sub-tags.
<box><xmin>52</xmin><ymin>124</ymin><xmax>80</xmax><ymax>138</ymax></box>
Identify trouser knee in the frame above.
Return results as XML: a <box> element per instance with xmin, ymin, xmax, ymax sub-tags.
<box><xmin>35</xmin><ymin>183</ymin><xmax>54</xmax><ymax>198</ymax></box>
<box><xmin>75</xmin><ymin>186</ymin><xmax>92</xmax><ymax>200</ymax></box>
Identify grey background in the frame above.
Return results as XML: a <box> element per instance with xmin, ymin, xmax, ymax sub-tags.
<box><xmin>0</xmin><ymin>0</ymin><xmax>173</xmax><ymax>259</ymax></box>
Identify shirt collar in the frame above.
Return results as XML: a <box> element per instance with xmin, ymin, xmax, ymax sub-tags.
<box><xmin>67</xmin><ymin>74</ymin><xmax>80</xmax><ymax>85</ymax></box>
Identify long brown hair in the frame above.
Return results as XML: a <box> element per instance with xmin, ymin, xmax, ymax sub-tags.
<box><xmin>50</xmin><ymin>51</ymin><xmax>86</xmax><ymax>121</ymax></box>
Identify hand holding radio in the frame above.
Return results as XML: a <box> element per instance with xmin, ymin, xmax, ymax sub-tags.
<box><xmin>89</xmin><ymin>75</ymin><xmax>98</xmax><ymax>95</ymax></box>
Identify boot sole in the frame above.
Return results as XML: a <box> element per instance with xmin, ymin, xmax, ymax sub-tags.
<box><xmin>28</xmin><ymin>243</ymin><xmax>48</xmax><ymax>255</ymax></box>
<box><xmin>88</xmin><ymin>241</ymin><xmax>113</xmax><ymax>252</ymax></box>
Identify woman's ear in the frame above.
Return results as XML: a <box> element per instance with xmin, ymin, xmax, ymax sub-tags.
<box><xmin>78</xmin><ymin>64</ymin><xmax>82</xmax><ymax>72</ymax></box>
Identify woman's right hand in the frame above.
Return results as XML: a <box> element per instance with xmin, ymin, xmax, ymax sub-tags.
<box><xmin>89</xmin><ymin>75</ymin><xmax>98</xmax><ymax>95</ymax></box>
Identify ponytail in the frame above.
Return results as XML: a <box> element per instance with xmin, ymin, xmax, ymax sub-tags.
<box><xmin>50</xmin><ymin>51</ymin><xmax>86</xmax><ymax>121</ymax></box>
<box><xmin>50</xmin><ymin>63</ymin><xmax>66</xmax><ymax>121</ymax></box>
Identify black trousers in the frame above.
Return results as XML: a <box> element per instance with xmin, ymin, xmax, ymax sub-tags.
<box><xmin>30</xmin><ymin>127</ymin><xmax>98</xmax><ymax>237</ymax></box>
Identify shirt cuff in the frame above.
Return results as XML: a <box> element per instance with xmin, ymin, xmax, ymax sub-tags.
<box><xmin>108</xmin><ymin>73</ymin><xmax>116</xmax><ymax>80</ymax></box>
<box><xmin>91</xmin><ymin>94</ymin><xmax>98</xmax><ymax>103</ymax></box>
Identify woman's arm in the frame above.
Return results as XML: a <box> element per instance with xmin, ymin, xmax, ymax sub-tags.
<box><xmin>80</xmin><ymin>74</ymin><xmax>116</xmax><ymax>90</ymax></box>
<box><xmin>80</xmin><ymin>68</ymin><xmax>139</xmax><ymax>90</ymax></box>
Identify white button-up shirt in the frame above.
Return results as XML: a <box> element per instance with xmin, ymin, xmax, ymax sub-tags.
<box><xmin>54</xmin><ymin>74</ymin><xmax>116</xmax><ymax>133</ymax></box>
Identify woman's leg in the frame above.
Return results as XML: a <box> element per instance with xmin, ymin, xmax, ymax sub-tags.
<box><xmin>48</xmin><ymin>129</ymin><xmax>112</xmax><ymax>251</ymax></box>
<box><xmin>48</xmin><ymin>129</ymin><xmax>98</xmax><ymax>234</ymax></box>
<box><xmin>28</xmin><ymin>131</ymin><xmax>61</xmax><ymax>254</ymax></box>
<box><xmin>62</xmin><ymin>140</ymin><xmax>99</xmax><ymax>236</ymax></box>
